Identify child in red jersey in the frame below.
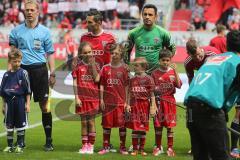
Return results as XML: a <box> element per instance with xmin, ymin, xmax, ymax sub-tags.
<box><xmin>72</xmin><ymin>42</ymin><xmax>100</xmax><ymax>154</ymax></box>
<box><xmin>126</xmin><ymin>57</ymin><xmax>157</xmax><ymax>156</ymax></box>
<box><xmin>151</xmin><ymin>49</ymin><xmax>182</xmax><ymax>157</ymax></box>
<box><xmin>98</xmin><ymin>43</ymin><xmax>129</xmax><ymax>155</ymax></box>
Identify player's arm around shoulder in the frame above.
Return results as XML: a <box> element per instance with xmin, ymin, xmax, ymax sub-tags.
<box><xmin>170</xmin><ymin>63</ymin><xmax>182</xmax><ymax>88</ymax></box>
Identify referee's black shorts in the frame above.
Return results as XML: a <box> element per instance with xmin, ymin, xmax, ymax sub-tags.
<box><xmin>21</xmin><ymin>63</ymin><xmax>49</xmax><ymax>102</ymax></box>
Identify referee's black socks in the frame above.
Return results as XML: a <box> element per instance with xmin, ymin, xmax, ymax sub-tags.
<box><xmin>230</xmin><ymin>120</ymin><xmax>240</xmax><ymax>150</ymax></box>
<box><xmin>42</xmin><ymin>112</ymin><xmax>52</xmax><ymax>142</ymax></box>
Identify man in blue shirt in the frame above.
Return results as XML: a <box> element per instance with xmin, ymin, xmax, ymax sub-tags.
<box><xmin>184</xmin><ymin>30</ymin><xmax>240</xmax><ymax>160</ymax></box>
<box><xmin>9</xmin><ymin>0</ymin><xmax>55</xmax><ymax>151</ymax></box>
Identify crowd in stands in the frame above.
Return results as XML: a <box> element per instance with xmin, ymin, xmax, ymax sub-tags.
<box><xmin>175</xmin><ymin>0</ymin><xmax>240</xmax><ymax>32</ymax></box>
<box><xmin>0</xmin><ymin>0</ymin><xmax>145</xmax><ymax>30</ymax></box>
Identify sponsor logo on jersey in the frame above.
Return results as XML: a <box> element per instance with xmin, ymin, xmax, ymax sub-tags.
<box><xmin>92</xmin><ymin>50</ymin><xmax>104</xmax><ymax>55</ymax></box>
<box><xmin>131</xmin><ymin>86</ymin><xmax>147</xmax><ymax>92</ymax></box>
<box><xmin>139</xmin><ymin>46</ymin><xmax>154</xmax><ymax>52</ymax></box>
<box><xmin>107</xmin><ymin>78</ymin><xmax>120</xmax><ymax>85</ymax></box>
<box><xmin>81</xmin><ymin>75</ymin><xmax>93</xmax><ymax>81</ymax></box>
<box><xmin>156</xmin><ymin>83</ymin><xmax>174</xmax><ymax>93</ymax></box>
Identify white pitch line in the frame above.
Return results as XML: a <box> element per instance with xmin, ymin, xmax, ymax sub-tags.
<box><xmin>0</xmin><ymin>114</ymin><xmax>73</xmax><ymax>137</ymax></box>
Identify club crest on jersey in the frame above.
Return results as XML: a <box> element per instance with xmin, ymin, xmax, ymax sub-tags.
<box><xmin>169</xmin><ymin>75</ymin><xmax>175</xmax><ymax>82</ymax></box>
<box><xmin>102</xmin><ymin>41</ymin><xmax>108</xmax><ymax>47</ymax></box>
<box><xmin>116</xmin><ymin>72</ymin><xmax>123</xmax><ymax>78</ymax></box>
<box><xmin>140</xmin><ymin>79</ymin><xmax>146</xmax><ymax>85</ymax></box>
<box><xmin>154</xmin><ymin>37</ymin><xmax>160</xmax><ymax>44</ymax></box>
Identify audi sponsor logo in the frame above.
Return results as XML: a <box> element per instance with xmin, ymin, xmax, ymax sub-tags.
<box><xmin>131</xmin><ymin>86</ymin><xmax>147</xmax><ymax>92</ymax></box>
<box><xmin>107</xmin><ymin>78</ymin><xmax>120</xmax><ymax>85</ymax></box>
<box><xmin>92</xmin><ymin>50</ymin><xmax>104</xmax><ymax>55</ymax></box>
<box><xmin>81</xmin><ymin>75</ymin><xmax>93</xmax><ymax>81</ymax></box>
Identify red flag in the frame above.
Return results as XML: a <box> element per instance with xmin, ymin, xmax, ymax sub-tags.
<box><xmin>204</xmin><ymin>0</ymin><xmax>224</xmax><ymax>23</ymax></box>
<box><xmin>223</xmin><ymin>0</ymin><xmax>240</xmax><ymax>12</ymax></box>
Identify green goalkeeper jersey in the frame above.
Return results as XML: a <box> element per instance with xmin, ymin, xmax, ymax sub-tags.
<box><xmin>128</xmin><ymin>24</ymin><xmax>175</xmax><ymax>73</ymax></box>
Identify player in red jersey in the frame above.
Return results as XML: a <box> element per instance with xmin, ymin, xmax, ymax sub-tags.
<box><xmin>79</xmin><ymin>9</ymin><xmax>116</xmax><ymax>69</ymax></box>
<box><xmin>184</xmin><ymin>39</ymin><xmax>220</xmax><ymax>84</ymax></box>
<box><xmin>209</xmin><ymin>24</ymin><xmax>227</xmax><ymax>53</ymax></box>
<box><xmin>151</xmin><ymin>49</ymin><xmax>182</xmax><ymax>157</ymax></box>
<box><xmin>98</xmin><ymin>44</ymin><xmax>129</xmax><ymax>155</ymax></box>
<box><xmin>72</xmin><ymin>42</ymin><xmax>100</xmax><ymax>154</ymax></box>
<box><xmin>63</xmin><ymin>29</ymin><xmax>77</xmax><ymax>71</ymax></box>
<box><xmin>126</xmin><ymin>57</ymin><xmax>157</xmax><ymax>156</ymax></box>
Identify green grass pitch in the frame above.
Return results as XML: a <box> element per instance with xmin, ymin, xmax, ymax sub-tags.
<box><xmin>0</xmin><ymin>58</ymin><xmax>235</xmax><ymax>159</ymax></box>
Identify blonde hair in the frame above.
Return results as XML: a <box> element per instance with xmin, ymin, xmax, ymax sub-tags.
<box><xmin>133</xmin><ymin>57</ymin><xmax>148</xmax><ymax>70</ymax></box>
<box><xmin>25</xmin><ymin>0</ymin><xmax>40</xmax><ymax>10</ymax></box>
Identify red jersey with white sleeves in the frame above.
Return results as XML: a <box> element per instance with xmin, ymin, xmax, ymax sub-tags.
<box><xmin>80</xmin><ymin>30</ymin><xmax>116</xmax><ymax>68</ymax></box>
<box><xmin>72</xmin><ymin>60</ymin><xmax>100</xmax><ymax>101</ymax></box>
<box><xmin>151</xmin><ymin>68</ymin><xmax>182</xmax><ymax>97</ymax></box>
<box><xmin>184</xmin><ymin>46</ymin><xmax>218</xmax><ymax>83</ymax></box>
<box><xmin>129</xmin><ymin>74</ymin><xmax>155</xmax><ymax>102</ymax></box>
<box><xmin>100</xmin><ymin>63</ymin><xmax>129</xmax><ymax>105</ymax></box>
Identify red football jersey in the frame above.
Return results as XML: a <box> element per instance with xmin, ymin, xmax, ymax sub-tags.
<box><xmin>129</xmin><ymin>75</ymin><xmax>155</xmax><ymax>102</ymax></box>
<box><xmin>151</xmin><ymin>68</ymin><xmax>182</xmax><ymax>97</ymax></box>
<box><xmin>80</xmin><ymin>30</ymin><xmax>116</xmax><ymax>68</ymax></box>
<box><xmin>209</xmin><ymin>36</ymin><xmax>227</xmax><ymax>53</ymax></box>
<box><xmin>184</xmin><ymin>46</ymin><xmax>218</xmax><ymax>83</ymax></box>
<box><xmin>72</xmin><ymin>61</ymin><xmax>100</xmax><ymax>101</ymax></box>
<box><xmin>100</xmin><ymin>63</ymin><xmax>129</xmax><ymax>105</ymax></box>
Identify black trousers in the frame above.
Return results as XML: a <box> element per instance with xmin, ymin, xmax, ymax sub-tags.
<box><xmin>186</xmin><ymin>99</ymin><xmax>230</xmax><ymax>160</ymax></box>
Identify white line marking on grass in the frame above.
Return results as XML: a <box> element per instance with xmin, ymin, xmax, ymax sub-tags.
<box><xmin>0</xmin><ymin>114</ymin><xmax>73</xmax><ymax>137</ymax></box>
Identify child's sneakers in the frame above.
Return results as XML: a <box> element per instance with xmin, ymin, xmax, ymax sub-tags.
<box><xmin>109</xmin><ymin>144</ymin><xmax>117</xmax><ymax>153</ymax></box>
<box><xmin>78</xmin><ymin>144</ymin><xmax>88</xmax><ymax>154</ymax></box>
<box><xmin>167</xmin><ymin>147</ymin><xmax>176</xmax><ymax>157</ymax></box>
<box><xmin>119</xmin><ymin>146</ymin><xmax>128</xmax><ymax>155</ymax></box>
<box><xmin>130</xmin><ymin>150</ymin><xmax>147</xmax><ymax>156</ymax></box>
<box><xmin>128</xmin><ymin>145</ymin><xmax>139</xmax><ymax>152</ymax></box>
<box><xmin>230</xmin><ymin>148</ymin><xmax>240</xmax><ymax>158</ymax></box>
<box><xmin>3</xmin><ymin>146</ymin><xmax>14</xmax><ymax>153</ymax></box>
<box><xmin>86</xmin><ymin>143</ymin><xmax>94</xmax><ymax>154</ymax></box>
<box><xmin>15</xmin><ymin>146</ymin><xmax>23</xmax><ymax>153</ymax></box>
<box><xmin>152</xmin><ymin>146</ymin><xmax>164</xmax><ymax>156</ymax></box>
<box><xmin>130</xmin><ymin>150</ymin><xmax>138</xmax><ymax>156</ymax></box>
<box><xmin>98</xmin><ymin>147</ymin><xmax>110</xmax><ymax>155</ymax></box>
<box><xmin>140</xmin><ymin>150</ymin><xmax>148</xmax><ymax>156</ymax></box>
